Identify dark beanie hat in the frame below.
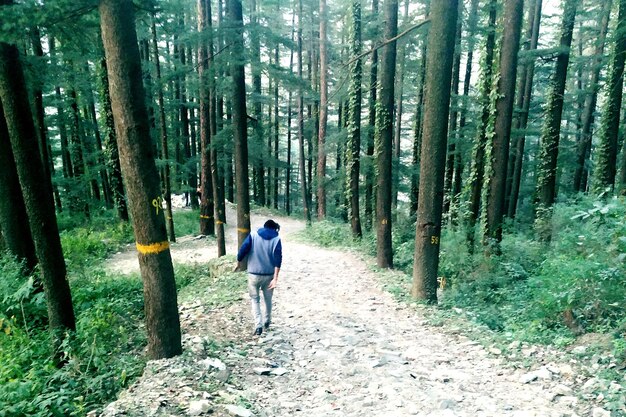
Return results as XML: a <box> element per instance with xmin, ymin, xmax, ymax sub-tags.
<box><xmin>264</xmin><ymin>219</ymin><xmax>280</xmax><ymax>231</ymax></box>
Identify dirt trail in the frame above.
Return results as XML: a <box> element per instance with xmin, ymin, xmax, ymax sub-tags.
<box><xmin>100</xmin><ymin>211</ymin><xmax>587</xmax><ymax>417</ymax></box>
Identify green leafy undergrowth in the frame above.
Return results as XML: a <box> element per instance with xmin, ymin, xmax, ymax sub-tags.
<box><xmin>0</xmin><ymin>212</ymin><xmax>235</xmax><ymax>417</ymax></box>
<box><xmin>0</xmin><ymin>267</ymin><xmax>146</xmax><ymax>417</ymax></box>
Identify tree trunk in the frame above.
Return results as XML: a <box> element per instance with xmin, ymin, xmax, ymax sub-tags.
<box><xmin>466</xmin><ymin>0</ymin><xmax>496</xmax><ymax>250</ymax></box>
<box><xmin>67</xmin><ymin>72</ymin><xmax>92</xmax><ymax>217</ymax></box>
<box><xmin>204</xmin><ymin>0</ymin><xmax>226</xmax><ymax>256</ymax></box>
<box><xmin>98</xmin><ymin>57</ymin><xmax>129</xmax><ymax>221</ymax></box>
<box><xmin>346</xmin><ymin>0</ymin><xmax>363</xmax><ymax>238</ymax></box>
<box><xmin>99</xmin><ymin>0</ymin><xmax>182</xmax><ymax>359</ymax></box>
<box><xmin>0</xmin><ymin>24</ymin><xmax>76</xmax><ymax>352</ymax></box>
<box><xmin>30</xmin><ymin>28</ymin><xmax>57</xmax><ymax>211</ymax></box>
<box><xmin>375</xmin><ymin>0</ymin><xmax>398</xmax><ymax>268</ymax></box>
<box><xmin>364</xmin><ymin>0</ymin><xmax>378</xmax><ymax>230</ymax></box>
<box><xmin>484</xmin><ymin>0</ymin><xmax>524</xmax><ymax>247</ymax></box>
<box><xmin>297</xmin><ymin>0</ymin><xmax>312</xmax><ymax>225</ymax></box>
<box><xmin>392</xmin><ymin>0</ymin><xmax>409</xmax><ymax>210</ymax></box>
<box><xmin>150</xmin><ymin>15</ymin><xmax>176</xmax><ymax>242</ymax></box>
<box><xmin>0</xmin><ymin>102</ymin><xmax>37</xmax><ymax>272</ymax></box>
<box><xmin>86</xmin><ymin>82</ymin><xmax>114</xmax><ymax>210</ymax></box>
<box><xmin>443</xmin><ymin>0</ymin><xmax>463</xmax><ymax>217</ymax></box>
<box><xmin>409</xmin><ymin>0</ymin><xmax>430</xmax><ymax>218</ymax></box>
<box><xmin>198</xmin><ymin>0</ymin><xmax>216</xmax><ymax>237</ymax></box>
<box><xmin>411</xmin><ymin>0</ymin><xmax>459</xmax><ymax>302</ymax></box>
<box><xmin>534</xmin><ymin>0</ymin><xmax>577</xmax><ymax>239</ymax></box>
<box><xmin>228</xmin><ymin>0</ymin><xmax>252</xmax><ymax>246</ymax></box>
<box><xmin>274</xmin><ymin>43</ymin><xmax>280</xmax><ymax>210</ymax></box>
<box><xmin>250</xmin><ymin>0</ymin><xmax>266</xmax><ymax>207</ymax></box>
<box><xmin>594</xmin><ymin>0</ymin><xmax>626</xmax><ymax>193</ymax></box>
<box><xmin>507</xmin><ymin>0</ymin><xmax>542</xmax><ymax>218</ymax></box>
<box><xmin>50</xmin><ymin>39</ymin><xmax>73</xmax><ymax>184</ymax></box>
<box><xmin>316</xmin><ymin>0</ymin><xmax>328</xmax><ymax>219</ymax></box>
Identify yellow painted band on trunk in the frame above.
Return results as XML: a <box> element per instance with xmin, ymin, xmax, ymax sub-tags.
<box><xmin>215</xmin><ymin>220</ymin><xmax>224</xmax><ymax>225</ymax></box>
<box><xmin>237</xmin><ymin>228</ymin><xmax>250</xmax><ymax>233</ymax></box>
<box><xmin>136</xmin><ymin>241</ymin><xmax>170</xmax><ymax>255</ymax></box>
<box><xmin>200</xmin><ymin>215</ymin><xmax>212</xmax><ymax>219</ymax></box>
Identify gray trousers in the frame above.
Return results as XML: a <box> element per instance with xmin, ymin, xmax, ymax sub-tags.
<box><xmin>248</xmin><ymin>274</ymin><xmax>274</xmax><ymax>329</ymax></box>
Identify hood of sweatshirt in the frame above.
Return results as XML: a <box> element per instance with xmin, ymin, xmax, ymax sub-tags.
<box><xmin>257</xmin><ymin>227</ymin><xmax>279</xmax><ymax>240</ymax></box>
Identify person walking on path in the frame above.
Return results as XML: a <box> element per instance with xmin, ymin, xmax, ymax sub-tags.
<box><xmin>237</xmin><ymin>220</ymin><xmax>282</xmax><ymax>335</ymax></box>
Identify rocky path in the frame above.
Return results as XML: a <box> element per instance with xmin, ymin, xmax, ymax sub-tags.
<box><xmin>100</xmin><ymin>210</ymin><xmax>592</xmax><ymax>417</ymax></box>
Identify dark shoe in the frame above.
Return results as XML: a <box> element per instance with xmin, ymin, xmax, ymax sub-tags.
<box><xmin>264</xmin><ymin>321</ymin><xmax>271</xmax><ymax>330</ymax></box>
<box><xmin>254</xmin><ymin>327</ymin><xmax>262</xmax><ymax>336</ymax></box>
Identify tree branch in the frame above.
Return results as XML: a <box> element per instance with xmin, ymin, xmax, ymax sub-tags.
<box><xmin>342</xmin><ymin>18</ymin><xmax>431</xmax><ymax>69</ymax></box>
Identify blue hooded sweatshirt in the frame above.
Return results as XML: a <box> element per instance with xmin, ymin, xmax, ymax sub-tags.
<box><xmin>237</xmin><ymin>228</ymin><xmax>282</xmax><ymax>275</ymax></box>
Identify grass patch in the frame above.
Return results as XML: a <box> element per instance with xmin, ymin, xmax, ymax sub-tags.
<box><xmin>0</xmin><ymin>210</ymin><xmax>242</xmax><ymax>416</ymax></box>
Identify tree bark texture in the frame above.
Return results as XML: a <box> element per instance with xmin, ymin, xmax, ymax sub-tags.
<box><xmin>98</xmin><ymin>57</ymin><xmax>129</xmax><ymax>221</ymax></box>
<box><xmin>0</xmin><ymin>29</ymin><xmax>76</xmax><ymax>350</ymax></box>
<box><xmin>409</xmin><ymin>0</ymin><xmax>431</xmax><ymax>218</ymax></box>
<box><xmin>99</xmin><ymin>0</ymin><xmax>182</xmax><ymax>359</ymax></box>
<box><xmin>534</xmin><ymin>0</ymin><xmax>577</xmax><ymax>237</ymax></box>
<box><xmin>297</xmin><ymin>0</ymin><xmax>312</xmax><ymax>225</ymax></box>
<box><xmin>364</xmin><ymin>0</ymin><xmax>379</xmax><ymax>230</ymax></box>
<box><xmin>198</xmin><ymin>0</ymin><xmax>216</xmax><ymax>237</ymax></box>
<box><xmin>572</xmin><ymin>0</ymin><xmax>611</xmax><ymax>193</ymax></box>
<box><xmin>375</xmin><ymin>0</ymin><xmax>398</xmax><ymax>268</ymax></box>
<box><xmin>346</xmin><ymin>0</ymin><xmax>363</xmax><ymax>238</ymax></box>
<box><xmin>507</xmin><ymin>0</ymin><xmax>542</xmax><ymax>218</ymax></box>
<box><xmin>466</xmin><ymin>0</ymin><xmax>496</xmax><ymax>250</ymax></box>
<box><xmin>594</xmin><ymin>0</ymin><xmax>626</xmax><ymax>193</ymax></box>
<box><xmin>484</xmin><ymin>0</ymin><xmax>524</xmax><ymax>246</ymax></box>
<box><xmin>228</xmin><ymin>0</ymin><xmax>252</xmax><ymax>246</ymax></box>
<box><xmin>0</xmin><ymin>101</ymin><xmax>37</xmax><ymax>272</ymax></box>
<box><xmin>316</xmin><ymin>0</ymin><xmax>328</xmax><ymax>219</ymax></box>
<box><xmin>443</xmin><ymin>0</ymin><xmax>463</xmax><ymax>217</ymax></box>
<box><xmin>411</xmin><ymin>0</ymin><xmax>459</xmax><ymax>302</ymax></box>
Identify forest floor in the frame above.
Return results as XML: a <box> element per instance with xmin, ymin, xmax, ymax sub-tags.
<box><xmin>98</xmin><ymin>206</ymin><xmax>609</xmax><ymax>417</ymax></box>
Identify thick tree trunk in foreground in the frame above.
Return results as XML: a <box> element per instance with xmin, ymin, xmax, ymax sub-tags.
<box><xmin>99</xmin><ymin>0</ymin><xmax>182</xmax><ymax>359</ymax></box>
<box><xmin>0</xmin><ymin>102</ymin><xmax>37</xmax><ymax>272</ymax></box>
<box><xmin>346</xmin><ymin>0</ymin><xmax>363</xmax><ymax>238</ymax></box>
<box><xmin>0</xmin><ymin>29</ymin><xmax>76</xmax><ymax>351</ymax></box>
<box><xmin>375</xmin><ymin>0</ymin><xmax>398</xmax><ymax>268</ymax></box>
<box><xmin>484</xmin><ymin>0</ymin><xmax>524</xmax><ymax>246</ymax></box>
<box><xmin>411</xmin><ymin>0</ymin><xmax>459</xmax><ymax>302</ymax></box>
<box><xmin>229</xmin><ymin>0</ymin><xmax>252</xmax><ymax>247</ymax></box>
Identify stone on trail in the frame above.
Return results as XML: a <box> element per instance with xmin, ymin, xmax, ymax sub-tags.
<box><xmin>201</xmin><ymin>357</ymin><xmax>226</xmax><ymax>370</ymax></box>
<box><xmin>269</xmin><ymin>367</ymin><xmax>288</xmax><ymax>376</ymax></box>
<box><xmin>520</xmin><ymin>372</ymin><xmax>538</xmax><ymax>384</ymax></box>
<box><xmin>591</xmin><ymin>407</ymin><xmax>611</xmax><ymax>417</ymax></box>
<box><xmin>188</xmin><ymin>399</ymin><xmax>212</xmax><ymax>416</ymax></box>
<box><xmin>253</xmin><ymin>368</ymin><xmax>271</xmax><ymax>375</ymax></box>
<box><xmin>223</xmin><ymin>404</ymin><xmax>255</xmax><ymax>417</ymax></box>
<box><xmin>489</xmin><ymin>347</ymin><xmax>502</xmax><ymax>355</ymax></box>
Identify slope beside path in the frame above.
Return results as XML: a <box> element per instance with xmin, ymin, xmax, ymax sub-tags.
<box><xmin>100</xmin><ymin>210</ymin><xmax>588</xmax><ymax>417</ymax></box>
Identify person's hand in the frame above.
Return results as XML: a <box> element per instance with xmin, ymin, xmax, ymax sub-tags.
<box><xmin>268</xmin><ymin>278</ymin><xmax>278</xmax><ymax>289</ymax></box>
